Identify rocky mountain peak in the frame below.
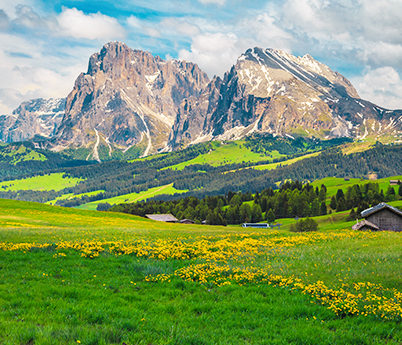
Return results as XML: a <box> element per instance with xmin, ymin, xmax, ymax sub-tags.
<box><xmin>0</xmin><ymin>98</ymin><xmax>65</xmax><ymax>143</ymax></box>
<box><xmin>53</xmin><ymin>42</ymin><xmax>210</xmax><ymax>159</ymax></box>
<box><xmin>168</xmin><ymin>47</ymin><xmax>401</xmax><ymax>149</ymax></box>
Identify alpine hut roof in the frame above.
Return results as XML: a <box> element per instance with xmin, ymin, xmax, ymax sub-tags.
<box><xmin>145</xmin><ymin>214</ymin><xmax>178</xmax><ymax>222</ymax></box>
<box><xmin>352</xmin><ymin>219</ymin><xmax>379</xmax><ymax>231</ymax></box>
<box><xmin>361</xmin><ymin>202</ymin><xmax>402</xmax><ymax>218</ymax></box>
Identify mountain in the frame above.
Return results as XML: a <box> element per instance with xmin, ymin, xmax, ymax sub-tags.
<box><xmin>168</xmin><ymin>47</ymin><xmax>402</xmax><ymax>149</ymax></box>
<box><xmin>0</xmin><ymin>98</ymin><xmax>65</xmax><ymax>143</ymax></box>
<box><xmin>3</xmin><ymin>43</ymin><xmax>402</xmax><ymax>158</ymax></box>
<box><xmin>51</xmin><ymin>41</ymin><xmax>209</xmax><ymax>160</ymax></box>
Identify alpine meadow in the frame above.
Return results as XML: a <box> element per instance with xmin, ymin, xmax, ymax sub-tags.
<box><xmin>1</xmin><ymin>0</ymin><xmax>402</xmax><ymax>344</ymax></box>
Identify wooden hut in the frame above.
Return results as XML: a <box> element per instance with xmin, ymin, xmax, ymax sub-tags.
<box><xmin>352</xmin><ymin>219</ymin><xmax>379</xmax><ymax>231</ymax></box>
<box><xmin>179</xmin><ymin>219</ymin><xmax>195</xmax><ymax>224</ymax></box>
<box><xmin>145</xmin><ymin>214</ymin><xmax>178</xmax><ymax>223</ymax></box>
<box><xmin>359</xmin><ymin>202</ymin><xmax>402</xmax><ymax>231</ymax></box>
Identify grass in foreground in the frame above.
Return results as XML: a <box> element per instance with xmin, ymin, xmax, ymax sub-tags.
<box><xmin>1</xmin><ymin>199</ymin><xmax>402</xmax><ymax>344</ymax></box>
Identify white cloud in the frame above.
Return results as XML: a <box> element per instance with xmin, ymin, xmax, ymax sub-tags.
<box><xmin>12</xmin><ymin>5</ymin><xmax>48</xmax><ymax>29</ymax></box>
<box><xmin>198</xmin><ymin>0</ymin><xmax>226</xmax><ymax>5</ymax></box>
<box><xmin>0</xmin><ymin>9</ymin><xmax>10</xmax><ymax>31</ymax></box>
<box><xmin>178</xmin><ymin>32</ymin><xmax>241</xmax><ymax>77</ymax></box>
<box><xmin>127</xmin><ymin>15</ymin><xmax>161</xmax><ymax>38</ymax></box>
<box><xmin>57</xmin><ymin>7</ymin><xmax>125</xmax><ymax>40</ymax></box>
<box><xmin>159</xmin><ymin>18</ymin><xmax>200</xmax><ymax>37</ymax></box>
<box><xmin>351</xmin><ymin>67</ymin><xmax>402</xmax><ymax>110</ymax></box>
<box><xmin>239</xmin><ymin>12</ymin><xmax>292</xmax><ymax>52</ymax></box>
<box><xmin>0</xmin><ymin>30</ymin><xmax>90</xmax><ymax>114</ymax></box>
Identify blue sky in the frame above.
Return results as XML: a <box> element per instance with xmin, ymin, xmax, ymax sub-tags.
<box><xmin>1</xmin><ymin>0</ymin><xmax>401</xmax><ymax>114</ymax></box>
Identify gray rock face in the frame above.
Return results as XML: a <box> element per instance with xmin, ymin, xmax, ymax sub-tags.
<box><xmin>4</xmin><ymin>44</ymin><xmax>402</xmax><ymax>155</ymax></box>
<box><xmin>53</xmin><ymin>41</ymin><xmax>210</xmax><ymax>157</ymax></box>
<box><xmin>0</xmin><ymin>98</ymin><xmax>65</xmax><ymax>143</ymax></box>
<box><xmin>169</xmin><ymin>47</ymin><xmax>402</xmax><ymax>148</ymax></box>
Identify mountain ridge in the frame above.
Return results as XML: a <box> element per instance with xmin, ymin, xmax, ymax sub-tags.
<box><xmin>1</xmin><ymin>42</ymin><xmax>401</xmax><ymax>160</ymax></box>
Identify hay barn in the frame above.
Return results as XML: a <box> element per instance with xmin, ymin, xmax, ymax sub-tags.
<box><xmin>145</xmin><ymin>214</ymin><xmax>178</xmax><ymax>223</ymax></box>
<box><xmin>358</xmin><ymin>202</ymin><xmax>402</xmax><ymax>231</ymax></box>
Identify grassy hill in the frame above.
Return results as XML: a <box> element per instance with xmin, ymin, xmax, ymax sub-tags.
<box><xmin>311</xmin><ymin>175</ymin><xmax>402</xmax><ymax>200</ymax></box>
<box><xmin>0</xmin><ymin>172</ymin><xmax>84</xmax><ymax>191</ymax></box>
<box><xmin>76</xmin><ymin>183</ymin><xmax>188</xmax><ymax>211</ymax></box>
<box><xmin>1</xmin><ymin>199</ymin><xmax>402</xmax><ymax>344</ymax></box>
<box><xmin>161</xmin><ymin>140</ymin><xmax>284</xmax><ymax>170</ymax></box>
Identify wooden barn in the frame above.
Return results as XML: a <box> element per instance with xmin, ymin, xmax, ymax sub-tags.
<box><xmin>179</xmin><ymin>219</ymin><xmax>195</xmax><ymax>224</ymax></box>
<box><xmin>356</xmin><ymin>202</ymin><xmax>402</xmax><ymax>231</ymax></box>
<box><xmin>352</xmin><ymin>219</ymin><xmax>379</xmax><ymax>231</ymax></box>
<box><xmin>145</xmin><ymin>214</ymin><xmax>178</xmax><ymax>223</ymax></box>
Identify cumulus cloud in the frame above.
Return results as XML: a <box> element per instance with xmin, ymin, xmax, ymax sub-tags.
<box><xmin>178</xmin><ymin>32</ymin><xmax>241</xmax><ymax>77</ymax></box>
<box><xmin>351</xmin><ymin>67</ymin><xmax>402</xmax><ymax>110</ymax></box>
<box><xmin>174</xmin><ymin>10</ymin><xmax>292</xmax><ymax>77</ymax></box>
<box><xmin>57</xmin><ymin>7</ymin><xmax>125</xmax><ymax>40</ymax></box>
<box><xmin>278</xmin><ymin>0</ymin><xmax>402</xmax><ymax>68</ymax></box>
<box><xmin>12</xmin><ymin>5</ymin><xmax>48</xmax><ymax>29</ymax></box>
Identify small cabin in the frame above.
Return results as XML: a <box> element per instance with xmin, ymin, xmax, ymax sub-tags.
<box><xmin>352</xmin><ymin>219</ymin><xmax>379</xmax><ymax>231</ymax></box>
<box><xmin>357</xmin><ymin>202</ymin><xmax>402</xmax><ymax>232</ymax></box>
<box><xmin>389</xmin><ymin>180</ymin><xmax>401</xmax><ymax>185</ymax></box>
<box><xmin>145</xmin><ymin>214</ymin><xmax>178</xmax><ymax>223</ymax></box>
<box><xmin>180</xmin><ymin>219</ymin><xmax>195</xmax><ymax>224</ymax></box>
<box><xmin>242</xmin><ymin>223</ymin><xmax>270</xmax><ymax>229</ymax></box>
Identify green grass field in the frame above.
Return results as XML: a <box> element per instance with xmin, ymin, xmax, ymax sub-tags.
<box><xmin>0</xmin><ymin>144</ymin><xmax>47</xmax><ymax>164</ymax></box>
<box><xmin>0</xmin><ymin>173</ymin><xmax>84</xmax><ymax>192</ymax></box>
<box><xmin>252</xmin><ymin>151</ymin><xmax>321</xmax><ymax>171</ymax></box>
<box><xmin>45</xmin><ymin>190</ymin><xmax>106</xmax><ymax>205</ymax></box>
<box><xmin>1</xmin><ymin>199</ymin><xmax>402</xmax><ymax>344</ymax></box>
<box><xmin>311</xmin><ymin>176</ymin><xmax>402</xmax><ymax>200</ymax></box>
<box><xmin>162</xmin><ymin>141</ymin><xmax>283</xmax><ymax>171</ymax></box>
<box><xmin>76</xmin><ymin>183</ymin><xmax>188</xmax><ymax>211</ymax></box>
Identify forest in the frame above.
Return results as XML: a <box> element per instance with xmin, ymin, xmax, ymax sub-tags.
<box><xmin>1</xmin><ymin>137</ymin><xmax>402</xmax><ymax>209</ymax></box>
<box><xmin>109</xmin><ymin>180</ymin><xmax>402</xmax><ymax>226</ymax></box>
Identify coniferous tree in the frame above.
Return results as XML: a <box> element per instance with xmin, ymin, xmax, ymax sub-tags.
<box><xmin>320</xmin><ymin>201</ymin><xmax>327</xmax><ymax>215</ymax></box>
<box><xmin>311</xmin><ymin>199</ymin><xmax>320</xmax><ymax>217</ymax></box>
<box><xmin>336</xmin><ymin>197</ymin><xmax>346</xmax><ymax>212</ymax></box>
<box><xmin>336</xmin><ymin>189</ymin><xmax>345</xmax><ymax>202</ymax></box>
<box><xmin>266</xmin><ymin>208</ymin><xmax>275</xmax><ymax>223</ymax></box>
<box><xmin>330</xmin><ymin>196</ymin><xmax>337</xmax><ymax>210</ymax></box>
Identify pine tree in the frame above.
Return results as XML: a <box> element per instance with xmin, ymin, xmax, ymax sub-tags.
<box><xmin>320</xmin><ymin>202</ymin><xmax>327</xmax><ymax>215</ymax></box>
<box><xmin>336</xmin><ymin>197</ymin><xmax>346</xmax><ymax>212</ymax></box>
<box><xmin>311</xmin><ymin>198</ymin><xmax>320</xmax><ymax>217</ymax></box>
<box><xmin>330</xmin><ymin>196</ymin><xmax>337</xmax><ymax>210</ymax></box>
<box><xmin>266</xmin><ymin>208</ymin><xmax>275</xmax><ymax>223</ymax></box>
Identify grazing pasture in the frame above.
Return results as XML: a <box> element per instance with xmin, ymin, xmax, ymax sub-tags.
<box><xmin>161</xmin><ymin>141</ymin><xmax>282</xmax><ymax>171</ymax></box>
<box><xmin>76</xmin><ymin>183</ymin><xmax>188</xmax><ymax>211</ymax></box>
<box><xmin>1</xmin><ymin>199</ymin><xmax>401</xmax><ymax>344</ymax></box>
<box><xmin>0</xmin><ymin>173</ymin><xmax>84</xmax><ymax>192</ymax></box>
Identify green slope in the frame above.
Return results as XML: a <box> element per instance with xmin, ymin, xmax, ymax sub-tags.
<box><xmin>161</xmin><ymin>141</ymin><xmax>283</xmax><ymax>170</ymax></box>
<box><xmin>0</xmin><ymin>173</ymin><xmax>84</xmax><ymax>191</ymax></box>
<box><xmin>1</xmin><ymin>199</ymin><xmax>402</xmax><ymax>344</ymax></box>
<box><xmin>76</xmin><ymin>183</ymin><xmax>188</xmax><ymax>210</ymax></box>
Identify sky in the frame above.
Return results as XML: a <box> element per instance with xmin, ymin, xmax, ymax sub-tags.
<box><xmin>0</xmin><ymin>0</ymin><xmax>402</xmax><ymax>114</ymax></box>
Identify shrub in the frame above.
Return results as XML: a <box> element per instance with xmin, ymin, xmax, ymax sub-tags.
<box><xmin>290</xmin><ymin>217</ymin><xmax>318</xmax><ymax>232</ymax></box>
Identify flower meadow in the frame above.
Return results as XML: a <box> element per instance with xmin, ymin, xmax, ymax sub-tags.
<box><xmin>2</xmin><ymin>229</ymin><xmax>402</xmax><ymax>324</ymax></box>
